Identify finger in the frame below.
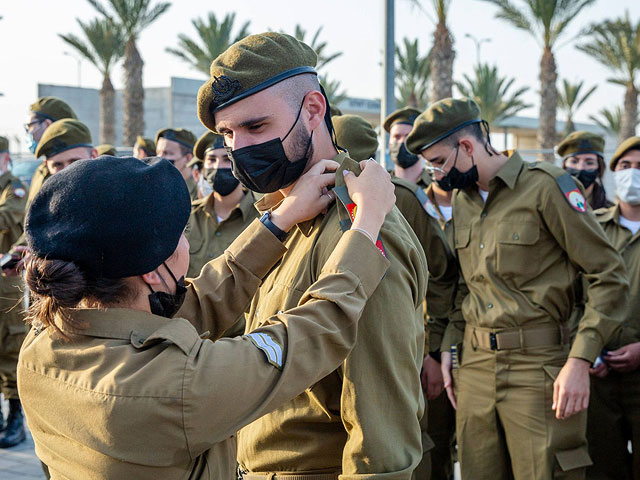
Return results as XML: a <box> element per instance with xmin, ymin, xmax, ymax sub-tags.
<box><xmin>581</xmin><ymin>392</ymin><xmax>589</xmax><ymax>411</ymax></box>
<box><xmin>307</xmin><ymin>159</ymin><xmax>339</xmax><ymax>175</ymax></box>
<box><xmin>315</xmin><ymin>172</ymin><xmax>337</xmax><ymax>190</ymax></box>
<box><xmin>445</xmin><ymin>385</ymin><xmax>457</xmax><ymax>410</ymax></box>
<box><xmin>559</xmin><ymin>393</ymin><xmax>575</xmax><ymax>420</ymax></box>
<box><xmin>605</xmin><ymin>347</ymin><xmax>624</xmax><ymax>356</ymax></box>
<box><xmin>552</xmin><ymin>380</ymin><xmax>559</xmax><ymax>412</ymax></box>
<box><xmin>358</xmin><ymin>158</ymin><xmax>375</xmax><ymax>169</ymax></box>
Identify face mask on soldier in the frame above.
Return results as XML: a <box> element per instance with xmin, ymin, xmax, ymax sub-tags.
<box><xmin>615</xmin><ymin>168</ymin><xmax>640</xmax><ymax>205</ymax></box>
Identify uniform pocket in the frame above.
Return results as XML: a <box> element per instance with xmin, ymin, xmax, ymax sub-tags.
<box><xmin>496</xmin><ymin>221</ymin><xmax>540</xmax><ymax>278</ymax></box>
<box><xmin>554</xmin><ymin>445</ymin><xmax>592</xmax><ymax>478</ymax></box>
<box><xmin>454</xmin><ymin>226</ymin><xmax>471</xmax><ymax>250</ymax></box>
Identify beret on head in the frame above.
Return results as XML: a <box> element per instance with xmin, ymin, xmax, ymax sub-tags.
<box><xmin>135</xmin><ymin>136</ymin><xmax>156</xmax><ymax>156</ymax></box>
<box><xmin>35</xmin><ymin>119</ymin><xmax>92</xmax><ymax>159</ymax></box>
<box><xmin>25</xmin><ymin>156</ymin><xmax>191</xmax><ymax>279</ymax></box>
<box><xmin>383</xmin><ymin>106</ymin><xmax>422</xmax><ymax>133</ymax></box>
<box><xmin>29</xmin><ymin>96</ymin><xmax>77</xmax><ymax>122</ymax></box>
<box><xmin>333</xmin><ymin>115</ymin><xmax>379</xmax><ymax>161</ymax></box>
<box><xmin>405</xmin><ymin>98</ymin><xmax>482</xmax><ymax>154</ymax></box>
<box><xmin>610</xmin><ymin>136</ymin><xmax>640</xmax><ymax>171</ymax></box>
<box><xmin>0</xmin><ymin>136</ymin><xmax>8</xmax><ymax>153</ymax></box>
<box><xmin>95</xmin><ymin>144</ymin><xmax>116</xmax><ymax>156</ymax></box>
<box><xmin>193</xmin><ymin>131</ymin><xmax>225</xmax><ymax>161</ymax></box>
<box><xmin>557</xmin><ymin>131</ymin><xmax>604</xmax><ymax>159</ymax></box>
<box><xmin>155</xmin><ymin>128</ymin><xmax>197</xmax><ymax>151</ymax></box>
<box><xmin>197</xmin><ymin>32</ymin><xmax>318</xmax><ymax>132</ymax></box>
<box><xmin>330</xmin><ymin>105</ymin><xmax>343</xmax><ymax>117</ymax></box>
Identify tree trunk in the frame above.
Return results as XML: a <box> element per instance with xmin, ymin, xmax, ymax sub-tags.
<box><xmin>620</xmin><ymin>83</ymin><xmax>638</xmax><ymax>143</ymax></box>
<box><xmin>538</xmin><ymin>47</ymin><xmax>557</xmax><ymax>162</ymax></box>
<box><xmin>123</xmin><ymin>38</ymin><xmax>144</xmax><ymax>147</ymax></box>
<box><xmin>430</xmin><ymin>21</ymin><xmax>454</xmax><ymax>104</ymax></box>
<box><xmin>562</xmin><ymin>114</ymin><xmax>575</xmax><ymax>139</ymax></box>
<box><xmin>100</xmin><ymin>73</ymin><xmax>116</xmax><ymax>145</ymax></box>
<box><xmin>407</xmin><ymin>90</ymin><xmax>417</xmax><ymax>108</ymax></box>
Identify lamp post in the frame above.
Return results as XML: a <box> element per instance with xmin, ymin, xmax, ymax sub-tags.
<box><xmin>380</xmin><ymin>0</ymin><xmax>396</xmax><ymax>168</ymax></box>
<box><xmin>465</xmin><ymin>33</ymin><xmax>491</xmax><ymax>65</ymax></box>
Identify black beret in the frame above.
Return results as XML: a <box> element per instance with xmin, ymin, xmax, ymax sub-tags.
<box><xmin>25</xmin><ymin>156</ymin><xmax>191</xmax><ymax>279</ymax></box>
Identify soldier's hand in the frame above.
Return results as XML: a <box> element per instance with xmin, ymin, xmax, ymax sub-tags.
<box><xmin>271</xmin><ymin>159</ymin><xmax>339</xmax><ymax>232</ymax></box>
<box><xmin>552</xmin><ymin>357</ymin><xmax>590</xmax><ymax>420</ymax></box>
<box><xmin>604</xmin><ymin>343</ymin><xmax>640</xmax><ymax>372</ymax></box>
<box><xmin>440</xmin><ymin>351</ymin><xmax>457</xmax><ymax>410</ymax></box>
<box><xmin>344</xmin><ymin>160</ymin><xmax>395</xmax><ymax>243</ymax></box>
<box><xmin>422</xmin><ymin>355</ymin><xmax>444</xmax><ymax>400</ymax></box>
<box><xmin>1</xmin><ymin>246</ymin><xmax>30</xmax><ymax>277</ymax></box>
<box><xmin>589</xmin><ymin>361</ymin><xmax>609</xmax><ymax>378</ymax></box>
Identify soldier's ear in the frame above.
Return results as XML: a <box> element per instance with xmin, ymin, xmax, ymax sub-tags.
<box><xmin>458</xmin><ymin>138</ymin><xmax>475</xmax><ymax>158</ymax></box>
<box><xmin>89</xmin><ymin>148</ymin><xmax>99</xmax><ymax>159</ymax></box>
<box><xmin>304</xmin><ymin>90</ymin><xmax>326</xmax><ymax>131</ymax></box>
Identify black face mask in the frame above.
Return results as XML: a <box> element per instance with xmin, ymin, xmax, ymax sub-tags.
<box><xmin>565</xmin><ymin>167</ymin><xmax>598</xmax><ymax>189</ymax></box>
<box><xmin>389</xmin><ymin>142</ymin><xmax>419</xmax><ymax>168</ymax></box>
<box><xmin>146</xmin><ymin>262</ymin><xmax>187</xmax><ymax>318</ymax></box>
<box><xmin>225</xmin><ymin>98</ymin><xmax>313</xmax><ymax>193</ymax></box>
<box><xmin>205</xmin><ymin>167</ymin><xmax>240</xmax><ymax>196</ymax></box>
<box><xmin>437</xmin><ymin>147</ymin><xmax>479</xmax><ymax>192</ymax></box>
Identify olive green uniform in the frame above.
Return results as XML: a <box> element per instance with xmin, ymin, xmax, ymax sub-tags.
<box><xmin>392</xmin><ymin>170</ymin><xmax>458</xmax><ymax>480</ymax></box>
<box><xmin>586</xmin><ymin>205</ymin><xmax>640</xmax><ymax>479</ymax></box>
<box><xmin>236</xmin><ymin>154</ymin><xmax>428</xmax><ymax>479</ymax></box>
<box><xmin>444</xmin><ymin>152</ymin><xmax>628</xmax><ymax>480</ymax></box>
<box><xmin>186</xmin><ymin>176</ymin><xmax>199</xmax><ymax>202</ymax></box>
<box><xmin>27</xmin><ymin>163</ymin><xmax>50</xmax><ymax>206</ymax></box>
<box><xmin>0</xmin><ymin>172</ymin><xmax>28</xmax><ymax>400</ymax></box>
<box><xmin>186</xmin><ymin>190</ymin><xmax>259</xmax><ymax>337</ymax></box>
<box><xmin>19</xmin><ymin>220</ymin><xmax>390</xmax><ymax>479</ymax></box>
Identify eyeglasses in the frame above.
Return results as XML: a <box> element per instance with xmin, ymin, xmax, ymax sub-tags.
<box><xmin>423</xmin><ymin>146</ymin><xmax>459</xmax><ymax>177</ymax></box>
<box><xmin>23</xmin><ymin>119</ymin><xmax>43</xmax><ymax>132</ymax></box>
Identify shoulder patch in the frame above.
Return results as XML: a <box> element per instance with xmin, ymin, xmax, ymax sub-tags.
<box><xmin>528</xmin><ymin>162</ymin><xmax>587</xmax><ymax>213</ymax></box>
<box><xmin>13</xmin><ymin>187</ymin><xmax>26</xmax><ymax>199</ymax></box>
<box><xmin>245</xmin><ymin>332</ymin><xmax>283</xmax><ymax>370</ymax></box>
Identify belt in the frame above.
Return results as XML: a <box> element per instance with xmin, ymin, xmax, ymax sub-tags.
<box><xmin>241</xmin><ymin>474</ymin><xmax>338</xmax><ymax>480</ymax></box>
<box><xmin>466</xmin><ymin>325</ymin><xmax>569</xmax><ymax>351</ymax></box>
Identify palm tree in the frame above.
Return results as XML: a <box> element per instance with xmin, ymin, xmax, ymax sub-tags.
<box><xmin>430</xmin><ymin>0</ymin><xmax>455</xmax><ymax>103</ymax></box>
<box><xmin>557</xmin><ymin>79</ymin><xmax>597</xmax><ymax>137</ymax></box>
<box><xmin>480</xmin><ymin>0</ymin><xmax>596</xmax><ymax>161</ymax></box>
<box><xmin>578</xmin><ymin>12</ymin><xmax>640</xmax><ymax>142</ymax></box>
<box><xmin>455</xmin><ymin>63</ymin><xmax>531</xmax><ymax>127</ymax></box>
<box><xmin>396</xmin><ymin>37</ymin><xmax>430</xmax><ymax>109</ymax></box>
<box><xmin>589</xmin><ymin>106</ymin><xmax>623</xmax><ymax>137</ymax></box>
<box><xmin>89</xmin><ymin>0</ymin><xmax>171</xmax><ymax>146</ymax></box>
<box><xmin>320</xmin><ymin>74</ymin><xmax>348</xmax><ymax>107</ymax></box>
<box><xmin>166</xmin><ymin>12</ymin><xmax>250</xmax><ymax>76</ymax></box>
<box><xmin>60</xmin><ymin>18</ymin><xmax>125</xmax><ymax>144</ymax></box>
<box><xmin>290</xmin><ymin>25</ymin><xmax>343</xmax><ymax>70</ymax></box>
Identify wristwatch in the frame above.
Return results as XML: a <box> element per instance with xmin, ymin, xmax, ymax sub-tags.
<box><xmin>260</xmin><ymin>211</ymin><xmax>289</xmax><ymax>242</ymax></box>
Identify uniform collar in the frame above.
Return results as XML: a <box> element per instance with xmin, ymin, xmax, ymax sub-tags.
<box><xmin>255</xmin><ymin>151</ymin><xmax>350</xmax><ymax>237</ymax></box>
<box><xmin>596</xmin><ymin>204</ymin><xmax>619</xmax><ymax>224</ymax></box>
<box><xmin>493</xmin><ymin>150</ymin><xmax>525</xmax><ymax>190</ymax></box>
<box><xmin>200</xmin><ymin>189</ymin><xmax>256</xmax><ymax>222</ymax></box>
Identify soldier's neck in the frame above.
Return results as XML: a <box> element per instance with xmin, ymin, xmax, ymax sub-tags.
<box><xmin>394</xmin><ymin>158</ymin><xmax>425</xmax><ymax>184</ymax></box>
<box><xmin>213</xmin><ymin>187</ymin><xmax>244</xmax><ymax>221</ymax></box>
<box><xmin>432</xmin><ymin>184</ymin><xmax>452</xmax><ymax>207</ymax></box>
<box><xmin>619</xmin><ymin>202</ymin><xmax>640</xmax><ymax>222</ymax></box>
<box><xmin>477</xmin><ymin>152</ymin><xmax>509</xmax><ymax>191</ymax></box>
<box><xmin>280</xmin><ymin>140</ymin><xmax>339</xmax><ymax>198</ymax></box>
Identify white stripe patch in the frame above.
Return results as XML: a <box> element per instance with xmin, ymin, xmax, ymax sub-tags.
<box><xmin>245</xmin><ymin>332</ymin><xmax>283</xmax><ymax>369</ymax></box>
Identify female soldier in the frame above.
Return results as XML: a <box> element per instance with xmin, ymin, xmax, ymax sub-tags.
<box><xmin>558</xmin><ymin>130</ymin><xmax>612</xmax><ymax>209</ymax></box>
<box><xmin>17</xmin><ymin>155</ymin><xmax>394</xmax><ymax>479</ymax></box>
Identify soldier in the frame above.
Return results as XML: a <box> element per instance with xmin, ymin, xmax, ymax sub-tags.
<box><xmin>24</xmin><ymin>97</ymin><xmax>77</xmax><ymax>205</ymax></box>
<box><xmin>0</xmin><ymin>137</ymin><xmax>28</xmax><ymax>448</ymax></box>
<box><xmin>155</xmin><ymin>128</ymin><xmax>199</xmax><ymax>201</ymax></box>
<box><xmin>197</xmin><ymin>32</ymin><xmax>428</xmax><ymax>478</ymax></box>
<box><xmin>133</xmin><ymin>136</ymin><xmax>156</xmax><ymax>159</ymax></box>
<box><xmin>332</xmin><ymin>114</ymin><xmax>379</xmax><ymax>160</ymax></box>
<box><xmin>586</xmin><ymin>136</ymin><xmax>640</xmax><ymax>480</ymax></box>
<box><xmin>186</xmin><ymin>131</ymin><xmax>259</xmax><ymax>337</ymax></box>
<box><xmin>558</xmin><ymin>131</ymin><xmax>612</xmax><ymax>210</ymax></box>
<box><xmin>406</xmin><ymin>97</ymin><xmax>629</xmax><ymax>480</ymax></box>
<box><xmin>19</xmin><ymin>154</ymin><xmax>396</xmax><ymax>479</ymax></box>
<box><xmin>95</xmin><ymin>144</ymin><xmax>117</xmax><ymax>156</ymax></box>
<box><xmin>385</xmin><ymin>106</ymin><xmax>458</xmax><ymax>480</ymax></box>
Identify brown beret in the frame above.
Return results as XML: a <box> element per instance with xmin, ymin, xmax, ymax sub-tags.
<box><xmin>155</xmin><ymin>128</ymin><xmax>197</xmax><ymax>151</ymax></box>
<box><xmin>96</xmin><ymin>144</ymin><xmax>116</xmax><ymax>156</ymax></box>
<box><xmin>405</xmin><ymin>98</ymin><xmax>482</xmax><ymax>154</ymax></box>
<box><xmin>135</xmin><ymin>136</ymin><xmax>156</xmax><ymax>156</ymax></box>
<box><xmin>29</xmin><ymin>97</ymin><xmax>77</xmax><ymax>122</ymax></box>
<box><xmin>0</xmin><ymin>136</ymin><xmax>8</xmax><ymax>153</ymax></box>
<box><xmin>193</xmin><ymin>131</ymin><xmax>225</xmax><ymax>161</ymax></box>
<box><xmin>383</xmin><ymin>107</ymin><xmax>422</xmax><ymax>133</ymax></box>
<box><xmin>557</xmin><ymin>131</ymin><xmax>604</xmax><ymax>159</ymax></box>
<box><xmin>197</xmin><ymin>32</ymin><xmax>318</xmax><ymax>132</ymax></box>
<box><xmin>35</xmin><ymin>119</ymin><xmax>92</xmax><ymax>159</ymax></box>
<box><xmin>610</xmin><ymin>136</ymin><xmax>640</xmax><ymax>171</ymax></box>
<box><xmin>333</xmin><ymin>115</ymin><xmax>379</xmax><ymax>161</ymax></box>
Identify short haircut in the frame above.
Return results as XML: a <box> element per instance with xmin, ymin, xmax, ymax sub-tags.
<box><xmin>271</xmin><ymin>73</ymin><xmax>321</xmax><ymax>112</ymax></box>
<box><xmin>442</xmin><ymin>122</ymin><xmax>487</xmax><ymax>148</ymax></box>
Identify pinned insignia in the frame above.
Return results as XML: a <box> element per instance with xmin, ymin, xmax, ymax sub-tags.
<box><xmin>13</xmin><ymin>187</ymin><xmax>25</xmax><ymax>199</ymax></box>
<box><xmin>556</xmin><ymin>173</ymin><xmax>587</xmax><ymax>213</ymax></box>
<box><xmin>245</xmin><ymin>332</ymin><xmax>283</xmax><ymax>369</ymax></box>
<box><xmin>211</xmin><ymin>75</ymin><xmax>241</xmax><ymax>106</ymax></box>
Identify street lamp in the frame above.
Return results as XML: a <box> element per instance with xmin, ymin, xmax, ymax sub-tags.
<box><xmin>465</xmin><ymin>33</ymin><xmax>491</xmax><ymax>65</ymax></box>
<box><xmin>63</xmin><ymin>51</ymin><xmax>82</xmax><ymax>87</ymax></box>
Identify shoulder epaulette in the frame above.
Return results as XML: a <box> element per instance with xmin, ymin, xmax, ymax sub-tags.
<box><xmin>528</xmin><ymin>162</ymin><xmax>587</xmax><ymax>213</ymax></box>
<box><xmin>392</xmin><ymin>177</ymin><xmax>440</xmax><ymax>220</ymax></box>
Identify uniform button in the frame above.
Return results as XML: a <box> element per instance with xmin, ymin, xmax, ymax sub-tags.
<box><xmin>277</xmin><ymin>310</ymin><xmax>283</xmax><ymax>315</ymax></box>
<box><xmin>215</xmin><ymin>232</ymin><xmax>221</xmax><ymax>237</ymax></box>
<box><xmin>478</xmin><ymin>274</ymin><xmax>484</xmax><ymax>280</ymax></box>
<box><xmin>481</xmin><ymin>212</ymin><xmax>487</xmax><ymax>218</ymax></box>
<box><xmin>487</xmin><ymin>303</ymin><xmax>493</xmax><ymax>309</ymax></box>
<box><xmin>479</xmin><ymin>243</ymin><xmax>484</xmax><ymax>249</ymax></box>
<box><xmin>513</xmin><ymin>233</ymin><xmax>519</xmax><ymax>240</ymax></box>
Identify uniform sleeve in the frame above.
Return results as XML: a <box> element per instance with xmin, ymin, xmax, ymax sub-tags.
<box><xmin>176</xmin><ymin>219</ymin><xmax>287</xmax><ymax>339</ymax></box>
<box><xmin>0</xmin><ymin>183</ymin><xmax>26</xmax><ymax>245</ymax></box>
<box><xmin>182</xmin><ymin>230</ymin><xmax>390</xmax><ymax>454</ymax></box>
<box><xmin>336</xmin><ymin>213</ymin><xmax>427</xmax><ymax>479</ymax></box>
<box><xmin>540</xmin><ymin>181</ymin><xmax>628</xmax><ymax>362</ymax></box>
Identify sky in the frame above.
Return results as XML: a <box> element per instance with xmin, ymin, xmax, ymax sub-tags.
<box><xmin>0</xmin><ymin>0</ymin><xmax>639</xmax><ymax>145</ymax></box>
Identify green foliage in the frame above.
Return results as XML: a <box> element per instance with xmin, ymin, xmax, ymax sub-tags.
<box><xmin>289</xmin><ymin>25</ymin><xmax>343</xmax><ymax>70</ymax></box>
<box><xmin>589</xmin><ymin>106</ymin><xmax>639</xmax><ymax>136</ymax></box>
<box><xmin>395</xmin><ymin>37</ymin><xmax>430</xmax><ymax>109</ymax></box>
<box><xmin>320</xmin><ymin>74</ymin><xmax>348</xmax><ymax>106</ymax></box>
<box><xmin>87</xmin><ymin>0</ymin><xmax>171</xmax><ymax>40</ymax></box>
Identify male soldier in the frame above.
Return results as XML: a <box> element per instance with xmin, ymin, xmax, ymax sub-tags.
<box><xmin>24</xmin><ymin>97</ymin><xmax>77</xmax><ymax>205</ymax></box>
<box><xmin>185</xmin><ymin>132</ymin><xmax>259</xmax><ymax>337</ymax></box>
<box><xmin>133</xmin><ymin>136</ymin><xmax>156</xmax><ymax>159</ymax></box>
<box><xmin>386</xmin><ymin>106</ymin><xmax>458</xmax><ymax>480</ymax></box>
<box><xmin>0</xmin><ymin>137</ymin><xmax>28</xmax><ymax>448</ymax></box>
<box><xmin>406</xmin><ymin>97</ymin><xmax>629</xmax><ymax>480</ymax></box>
<box><xmin>332</xmin><ymin>114</ymin><xmax>378</xmax><ymax>161</ymax></box>
<box><xmin>586</xmin><ymin>136</ymin><xmax>640</xmax><ymax>480</ymax></box>
<box><xmin>197</xmin><ymin>32</ymin><xmax>428</xmax><ymax>478</ymax></box>
<box><xmin>95</xmin><ymin>144</ymin><xmax>116</xmax><ymax>156</ymax></box>
<box><xmin>155</xmin><ymin>128</ymin><xmax>199</xmax><ymax>201</ymax></box>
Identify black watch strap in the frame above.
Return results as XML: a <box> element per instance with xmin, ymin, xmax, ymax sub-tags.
<box><xmin>260</xmin><ymin>212</ymin><xmax>289</xmax><ymax>242</ymax></box>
